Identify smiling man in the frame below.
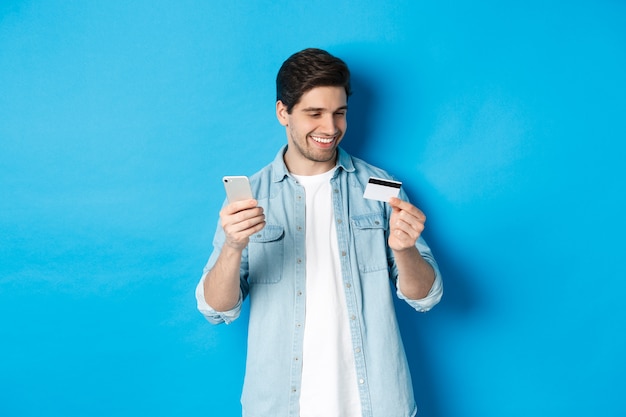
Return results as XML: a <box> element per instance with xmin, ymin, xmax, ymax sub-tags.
<box><xmin>278</xmin><ymin>85</ymin><xmax>348</xmax><ymax>173</ymax></box>
<box><xmin>196</xmin><ymin>48</ymin><xmax>443</xmax><ymax>417</ymax></box>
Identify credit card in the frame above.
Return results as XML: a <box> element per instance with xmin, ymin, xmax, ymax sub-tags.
<box><xmin>363</xmin><ymin>177</ymin><xmax>402</xmax><ymax>202</ymax></box>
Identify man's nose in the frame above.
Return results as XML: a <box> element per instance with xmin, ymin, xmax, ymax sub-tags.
<box><xmin>321</xmin><ymin>114</ymin><xmax>337</xmax><ymax>134</ymax></box>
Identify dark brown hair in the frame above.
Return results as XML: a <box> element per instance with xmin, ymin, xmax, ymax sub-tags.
<box><xmin>276</xmin><ymin>48</ymin><xmax>351</xmax><ymax>113</ymax></box>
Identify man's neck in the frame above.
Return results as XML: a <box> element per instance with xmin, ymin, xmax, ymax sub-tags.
<box><xmin>283</xmin><ymin>151</ymin><xmax>338</xmax><ymax>176</ymax></box>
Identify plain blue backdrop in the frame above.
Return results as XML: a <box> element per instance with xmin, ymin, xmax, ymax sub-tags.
<box><xmin>1</xmin><ymin>1</ymin><xmax>625</xmax><ymax>416</ymax></box>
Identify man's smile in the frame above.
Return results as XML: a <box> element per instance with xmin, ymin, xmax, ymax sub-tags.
<box><xmin>310</xmin><ymin>135</ymin><xmax>337</xmax><ymax>145</ymax></box>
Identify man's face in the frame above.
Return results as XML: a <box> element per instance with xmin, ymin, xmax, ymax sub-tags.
<box><xmin>276</xmin><ymin>86</ymin><xmax>348</xmax><ymax>175</ymax></box>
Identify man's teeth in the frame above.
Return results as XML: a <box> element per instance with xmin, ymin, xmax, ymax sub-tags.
<box><xmin>311</xmin><ymin>136</ymin><xmax>334</xmax><ymax>144</ymax></box>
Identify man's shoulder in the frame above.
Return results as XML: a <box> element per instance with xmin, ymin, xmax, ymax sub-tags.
<box><xmin>347</xmin><ymin>153</ymin><xmax>397</xmax><ymax>182</ymax></box>
<box><xmin>246</xmin><ymin>163</ymin><xmax>275</xmax><ymax>192</ymax></box>
<box><xmin>245</xmin><ymin>147</ymin><xmax>288</xmax><ymax>199</ymax></box>
<box><xmin>246</xmin><ymin>146</ymin><xmax>287</xmax><ymax>179</ymax></box>
<box><xmin>249</xmin><ymin>161</ymin><xmax>274</xmax><ymax>179</ymax></box>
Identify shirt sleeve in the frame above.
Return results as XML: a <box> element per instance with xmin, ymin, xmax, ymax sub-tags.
<box><xmin>195</xmin><ymin>272</ymin><xmax>243</xmax><ymax>325</ymax></box>
<box><xmin>394</xmin><ymin>236</ymin><xmax>444</xmax><ymax>312</ymax></box>
<box><xmin>195</xmin><ymin>209</ymin><xmax>246</xmax><ymax>325</ymax></box>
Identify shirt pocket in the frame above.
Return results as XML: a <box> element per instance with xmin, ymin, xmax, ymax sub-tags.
<box><xmin>351</xmin><ymin>212</ymin><xmax>389</xmax><ymax>273</ymax></box>
<box><xmin>247</xmin><ymin>224</ymin><xmax>285</xmax><ymax>284</ymax></box>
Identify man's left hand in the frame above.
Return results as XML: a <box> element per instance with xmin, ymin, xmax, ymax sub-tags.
<box><xmin>388</xmin><ymin>197</ymin><xmax>426</xmax><ymax>251</ymax></box>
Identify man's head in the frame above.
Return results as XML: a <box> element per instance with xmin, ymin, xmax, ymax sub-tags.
<box><xmin>276</xmin><ymin>48</ymin><xmax>351</xmax><ymax>114</ymax></box>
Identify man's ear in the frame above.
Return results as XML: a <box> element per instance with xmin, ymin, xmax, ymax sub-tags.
<box><xmin>276</xmin><ymin>100</ymin><xmax>289</xmax><ymax>126</ymax></box>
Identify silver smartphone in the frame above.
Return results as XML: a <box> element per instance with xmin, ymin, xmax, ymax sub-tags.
<box><xmin>222</xmin><ymin>176</ymin><xmax>253</xmax><ymax>203</ymax></box>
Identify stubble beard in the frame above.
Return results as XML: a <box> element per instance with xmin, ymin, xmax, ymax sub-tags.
<box><xmin>289</xmin><ymin>127</ymin><xmax>340</xmax><ymax>164</ymax></box>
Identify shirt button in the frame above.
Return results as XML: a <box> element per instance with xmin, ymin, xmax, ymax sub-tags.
<box><xmin>350</xmin><ymin>315</ymin><xmax>356</xmax><ymax>321</ymax></box>
<box><xmin>359</xmin><ymin>378</ymin><xmax>365</xmax><ymax>385</ymax></box>
<box><xmin>346</xmin><ymin>282</ymin><xmax>351</xmax><ymax>288</ymax></box>
<box><xmin>341</xmin><ymin>251</ymin><xmax>346</xmax><ymax>257</ymax></box>
<box><xmin>334</xmin><ymin>189</ymin><xmax>339</xmax><ymax>193</ymax></box>
<box><xmin>297</xmin><ymin>291</ymin><xmax>302</xmax><ymax>296</ymax></box>
<box><xmin>355</xmin><ymin>347</ymin><xmax>361</xmax><ymax>353</ymax></box>
<box><xmin>337</xmin><ymin>219</ymin><xmax>343</xmax><ymax>224</ymax></box>
<box><xmin>297</xmin><ymin>258</ymin><xmax>302</xmax><ymax>264</ymax></box>
<box><xmin>297</xmin><ymin>226</ymin><xmax>302</xmax><ymax>231</ymax></box>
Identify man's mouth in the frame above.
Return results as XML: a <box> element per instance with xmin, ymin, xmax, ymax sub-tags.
<box><xmin>310</xmin><ymin>135</ymin><xmax>336</xmax><ymax>144</ymax></box>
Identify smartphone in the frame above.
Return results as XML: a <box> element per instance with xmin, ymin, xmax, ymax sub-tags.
<box><xmin>222</xmin><ymin>176</ymin><xmax>253</xmax><ymax>203</ymax></box>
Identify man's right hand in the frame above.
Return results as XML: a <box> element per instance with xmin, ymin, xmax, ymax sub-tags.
<box><xmin>220</xmin><ymin>199</ymin><xmax>266</xmax><ymax>251</ymax></box>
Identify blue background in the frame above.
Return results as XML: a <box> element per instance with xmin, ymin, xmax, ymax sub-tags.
<box><xmin>1</xmin><ymin>1</ymin><xmax>625</xmax><ymax>416</ymax></box>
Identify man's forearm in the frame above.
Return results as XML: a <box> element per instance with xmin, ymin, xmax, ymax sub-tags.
<box><xmin>203</xmin><ymin>245</ymin><xmax>245</xmax><ymax>312</ymax></box>
<box><xmin>394</xmin><ymin>246</ymin><xmax>435</xmax><ymax>300</ymax></box>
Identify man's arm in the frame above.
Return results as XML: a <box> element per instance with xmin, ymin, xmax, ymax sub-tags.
<box><xmin>388</xmin><ymin>197</ymin><xmax>435</xmax><ymax>300</ymax></box>
<box><xmin>203</xmin><ymin>199</ymin><xmax>265</xmax><ymax>312</ymax></box>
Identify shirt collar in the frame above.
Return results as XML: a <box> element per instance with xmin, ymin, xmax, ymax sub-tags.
<box><xmin>270</xmin><ymin>145</ymin><xmax>355</xmax><ymax>183</ymax></box>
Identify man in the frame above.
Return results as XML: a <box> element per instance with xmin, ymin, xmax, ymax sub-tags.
<box><xmin>196</xmin><ymin>48</ymin><xmax>443</xmax><ymax>417</ymax></box>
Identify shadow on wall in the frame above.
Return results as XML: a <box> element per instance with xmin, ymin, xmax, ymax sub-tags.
<box><xmin>343</xmin><ymin>62</ymin><xmax>481</xmax><ymax>416</ymax></box>
<box><xmin>396</xmin><ymin>227</ymin><xmax>480</xmax><ymax>417</ymax></box>
<box><xmin>340</xmin><ymin>71</ymin><xmax>376</xmax><ymax>158</ymax></box>
<box><xmin>391</xmin><ymin>126</ymin><xmax>480</xmax><ymax>415</ymax></box>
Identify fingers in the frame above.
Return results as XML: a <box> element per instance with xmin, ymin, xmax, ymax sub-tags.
<box><xmin>220</xmin><ymin>199</ymin><xmax>266</xmax><ymax>248</ymax></box>
<box><xmin>388</xmin><ymin>197</ymin><xmax>426</xmax><ymax>250</ymax></box>
<box><xmin>389</xmin><ymin>197</ymin><xmax>426</xmax><ymax>221</ymax></box>
<box><xmin>224</xmin><ymin>208</ymin><xmax>265</xmax><ymax>234</ymax></box>
<box><xmin>221</xmin><ymin>198</ymin><xmax>259</xmax><ymax>215</ymax></box>
<box><xmin>389</xmin><ymin>197</ymin><xmax>426</xmax><ymax>227</ymax></box>
<box><xmin>391</xmin><ymin>214</ymin><xmax>424</xmax><ymax>239</ymax></box>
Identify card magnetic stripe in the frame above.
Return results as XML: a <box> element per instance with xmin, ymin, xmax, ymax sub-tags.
<box><xmin>367</xmin><ymin>178</ymin><xmax>401</xmax><ymax>188</ymax></box>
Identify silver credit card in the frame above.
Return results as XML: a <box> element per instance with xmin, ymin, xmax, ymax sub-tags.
<box><xmin>363</xmin><ymin>177</ymin><xmax>402</xmax><ymax>202</ymax></box>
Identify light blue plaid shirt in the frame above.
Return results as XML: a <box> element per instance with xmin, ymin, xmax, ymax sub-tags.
<box><xmin>197</xmin><ymin>146</ymin><xmax>443</xmax><ymax>417</ymax></box>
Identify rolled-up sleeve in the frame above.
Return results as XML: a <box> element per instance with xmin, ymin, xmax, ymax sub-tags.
<box><xmin>195</xmin><ymin>272</ymin><xmax>243</xmax><ymax>325</ymax></box>
<box><xmin>195</xmin><ymin>212</ymin><xmax>246</xmax><ymax>325</ymax></box>
<box><xmin>395</xmin><ymin>236</ymin><xmax>443</xmax><ymax>312</ymax></box>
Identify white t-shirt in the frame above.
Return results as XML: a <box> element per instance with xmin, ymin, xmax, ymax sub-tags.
<box><xmin>292</xmin><ymin>169</ymin><xmax>362</xmax><ymax>417</ymax></box>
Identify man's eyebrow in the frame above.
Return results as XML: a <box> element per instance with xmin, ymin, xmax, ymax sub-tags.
<box><xmin>301</xmin><ymin>105</ymin><xmax>348</xmax><ymax>112</ymax></box>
